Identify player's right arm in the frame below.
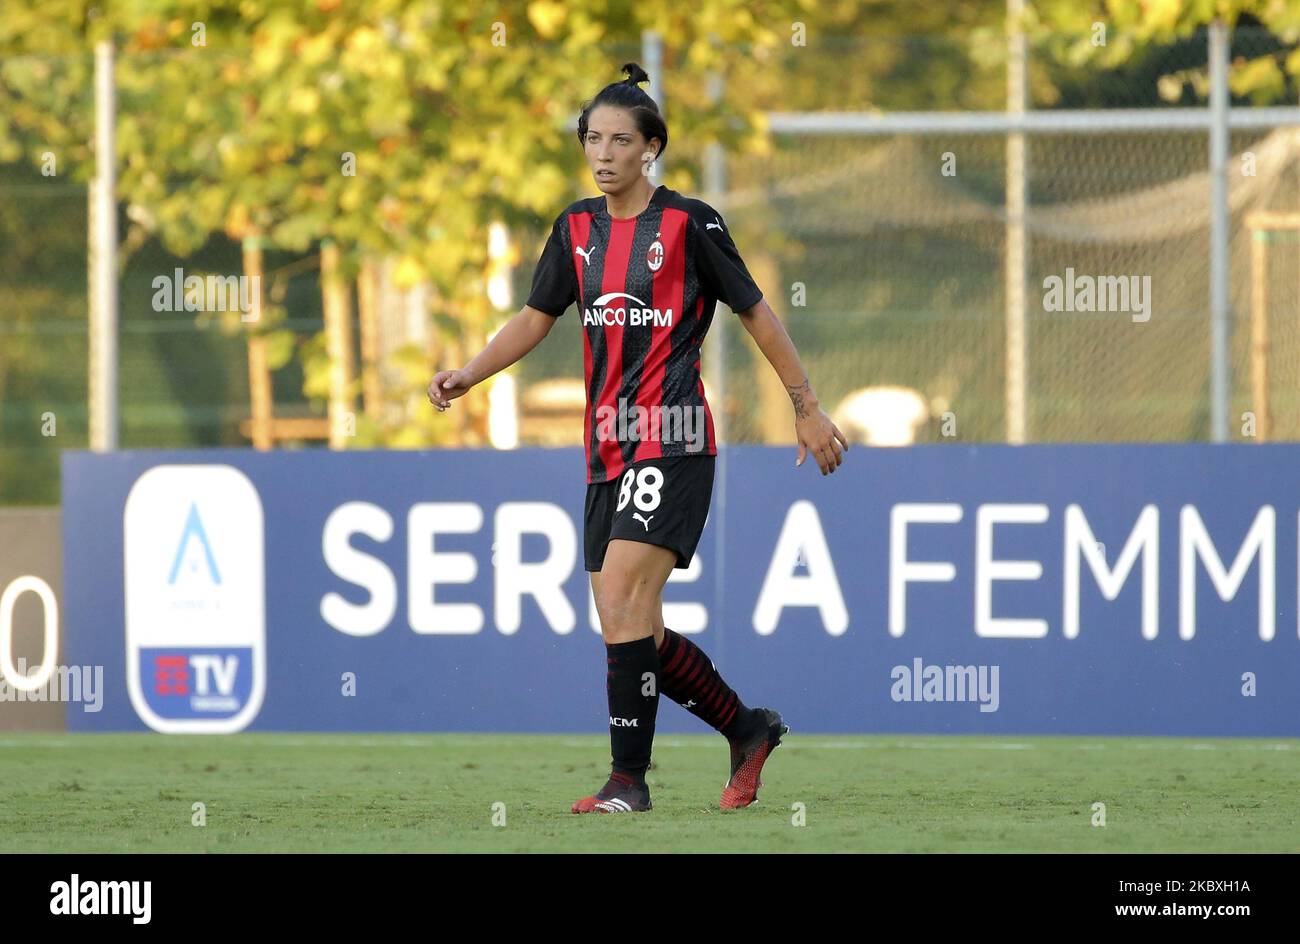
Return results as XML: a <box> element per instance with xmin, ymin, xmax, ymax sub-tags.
<box><xmin>427</xmin><ymin>305</ymin><xmax>557</xmax><ymax>411</ymax></box>
<box><xmin>431</xmin><ymin>210</ymin><xmax>577</xmax><ymax>411</ymax></box>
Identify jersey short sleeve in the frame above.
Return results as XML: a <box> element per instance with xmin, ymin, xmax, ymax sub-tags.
<box><xmin>526</xmin><ymin>214</ymin><xmax>577</xmax><ymax>317</ymax></box>
<box><xmin>693</xmin><ymin>206</ymin><xmax>763</xmax><ymax>314</ymax></box>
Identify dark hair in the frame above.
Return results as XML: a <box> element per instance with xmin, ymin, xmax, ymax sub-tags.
<box><xmin>576</xmin><ymin>62</ymin><xmax>669</xmax><ymax>161</ymax></box>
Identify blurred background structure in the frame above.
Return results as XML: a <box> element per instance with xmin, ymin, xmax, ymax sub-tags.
<box><xmin>2</xmin><ymin>1</ymin><xmax>1300</xmax><ymax>503</ymax></box>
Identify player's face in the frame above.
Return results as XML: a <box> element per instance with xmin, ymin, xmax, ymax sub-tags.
<box><xmin>583</xmin><ymin>106</ymin><xmax>658</xmax><ymax>194</ymax></box>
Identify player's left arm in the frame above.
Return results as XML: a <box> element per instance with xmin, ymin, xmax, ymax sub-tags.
<box><xmin>735</xmin><ymin>298</ymin><xmax>848</xmax><ymax>475</ymax></box>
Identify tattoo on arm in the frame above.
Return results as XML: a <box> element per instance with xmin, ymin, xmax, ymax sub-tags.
<box><xmin>786</xmin><ymin>377</ymin><xmax>812</xmax><ymax>419</ymax></box>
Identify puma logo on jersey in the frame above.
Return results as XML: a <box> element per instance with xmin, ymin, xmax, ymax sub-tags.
<box><xmin>609</xmin><ymin>716</ymin><xmax>639</xmax><ymax>727</ymax></box>
<box><xmin>683</xmin><ymin>700</ymin><xmax>697</xmax><ymax>708</ymax></box>
<box><xmin>632</xmin><ymin>512</ymin><xmax>654</xmax><ymax>531</ymax></box>
<box><xmin>706</xmin><ymin>217</ymin><xmax>724</xmax><ymax>232</ymax></box>
<box><xmin>575</xmin><ymin>246</ymin><xmax>593</xmax><ymax>265</ymax></box>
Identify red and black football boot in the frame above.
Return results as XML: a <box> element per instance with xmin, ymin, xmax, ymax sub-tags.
<box><xmin>720</xmin><ymin>707</ymin><xmax>789</xmax><ymax>809</ymax></box>
<box><xmin>571</xmin><ymin>770</ymin><xmax>653</xmax><ymax>813</ymax></box>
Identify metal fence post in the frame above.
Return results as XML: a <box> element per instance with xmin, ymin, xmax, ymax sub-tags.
<box><xmin>1209</xmin><ymin>19</ymin><xmax>1231</xmax><ymax>443</ymax></box>
<box><xmin>89</xmin><ymin>39</ymin><xmax>118</xmax><ymax>452</ymax></box>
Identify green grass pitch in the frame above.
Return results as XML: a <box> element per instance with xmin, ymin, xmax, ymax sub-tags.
<box><xmin>2</xmin><ymin>733</ymin><xmax>1297</xmax><ymax>852</ymax></box>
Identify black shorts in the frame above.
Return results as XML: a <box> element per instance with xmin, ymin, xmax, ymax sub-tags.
<box><xmin>584</xmin><ymin>455</ymin><xmax>715</xmax><ymax>572</ymax></box>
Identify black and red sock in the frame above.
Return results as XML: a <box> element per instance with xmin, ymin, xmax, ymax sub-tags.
<box><xmin>606</xmin><ymin>636</ymin><xmax>660</xmax><ymax>781</ymax></box>
<box><xmin>657</xmin><ymin>627</ymin><xmax>757</xmax><ymax>740</ymax></box>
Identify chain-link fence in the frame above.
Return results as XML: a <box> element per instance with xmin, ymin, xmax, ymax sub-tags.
<box><xmin>714</xmin><ymin>124</ymin><xmax>1300</xmax><ymax>445</ymax></box>
<box><xmin>3</xmin><ymin>28</ymin><xmax>1299</xmax><ymax>504</ymax></box>
<box><xmin>519</xmin><ymin>27</ymin><xmax>1300</xmax><ymax>451</ymax></box>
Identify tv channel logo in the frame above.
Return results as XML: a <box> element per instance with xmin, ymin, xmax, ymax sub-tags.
<box><xmin>124</xmin><ymin>465</ymin><xmax>265</xmax><ymax>732</ymax></box>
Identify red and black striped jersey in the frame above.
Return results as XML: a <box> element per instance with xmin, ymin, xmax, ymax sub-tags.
<box><xmin>525</xmin><ymin>186</ymin><xmax>764</xmax><ymax>484</ymax></box>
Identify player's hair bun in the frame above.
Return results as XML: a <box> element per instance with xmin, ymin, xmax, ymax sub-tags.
<box><xmin>621</xmin><ymin>62</ymin><xmax>650</xmax><ymax>87</ymax></box>
<box><xmin>575</xmin><ymin>61</ymin><xmax>668</xmax><ymax>160</ymax></box>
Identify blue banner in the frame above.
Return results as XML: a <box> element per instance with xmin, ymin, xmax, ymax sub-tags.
<box><xmin>62</xmin><ymin>445</ymin><xmax>1300</xmax><ymax>735</ymax></box>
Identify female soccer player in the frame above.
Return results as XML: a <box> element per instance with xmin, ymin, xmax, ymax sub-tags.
<box><xmin>428</xmin><ymin>63</ymin><xmax>847</xmax><ymax>813</ymax></box>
